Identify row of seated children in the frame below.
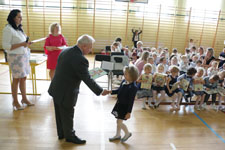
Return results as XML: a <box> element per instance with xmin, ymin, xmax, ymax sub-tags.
<box><xmin>135</xmin><ymin>63</ymin><xmax>225</xmax><ymax>112</ymax></box>
<box><xmin>133</xmin><ymin>46</ymin><xmax>224</xmax><ymax>78</ymax></box>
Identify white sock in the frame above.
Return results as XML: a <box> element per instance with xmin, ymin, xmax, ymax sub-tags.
<box><xmin>115</xmin><ymin>119</ymin><xmax>122</xmax><ymax>137</ymax></box>
<box><xmin>118</xmin><ymin>119</ymin><xmax>129</xmax><ymax>136</ymax></box>
<box><xmin>142</xmin><ymin>99</ymin><xmax>146</xmax><ymax>108</ymax></box>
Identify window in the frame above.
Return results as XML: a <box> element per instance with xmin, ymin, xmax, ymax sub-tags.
<box><xmin>185</xmin><ymin>0</ymin><xmax>222</xmax><ymax>22</ymax></box>
<box><xmin>33</xmin><ymin>0</ymin><xmax>74</xmax><ymax>12</ymax></box>
<box><xmin>0</xmin><ymin>0</ymin><xmax>22</xmax><ymax>10</ymax></box>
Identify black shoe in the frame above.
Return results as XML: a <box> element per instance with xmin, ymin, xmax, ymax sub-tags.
<box><xmin>58</xmin><ymin>135</ymin><xmax>64</xmax><ymax>140</ymax></box>
<box><xmin>66</xmin><ymin>136</ymin><xmax>86</xmax><ymax>144</ymax></box>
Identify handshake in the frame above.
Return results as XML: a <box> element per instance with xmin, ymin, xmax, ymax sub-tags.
<box><xmin>101</xmin><ymin>89</ymin><xmax>112</xmax><ymax>96</ymax></box>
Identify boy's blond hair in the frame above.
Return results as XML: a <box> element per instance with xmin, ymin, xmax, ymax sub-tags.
<box><xmin>147</xmin><ymin>57</ymin><xmax>154</xmax><ymax>61</ymax></box>
<box><xmin>144</xmin><ymin>63</ymin><xmax>152</xmax><ymax>71</ymax></box>
<box><xmin>123</xmin><ymin>65</ymin><xmax>139</xmax><ymax>82</ymax></box>
<box><xmin>169</xmin><ymin>65</ymin><xmax>180</xmax><ymax>73</ymax></box>
<box><xmin>137</xmin><ymin>41</ymin><xmax>143</xmax><ymax>46</ymax></box>
<box><xmin>211</xmin><ymin>61</ymin><xmax>219</xmax><ymax>66</ymax></box>
<box><xmin>197</xmin><ymin>67</ymin><xmax>205</xmax><ymax>76</ymax></box>
<box><xmin>157</xmin><ymin>64</ymin><xmax>164</xmax><ymax>72</ymax></box>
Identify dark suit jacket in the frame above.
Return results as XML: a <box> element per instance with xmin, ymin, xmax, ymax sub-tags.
<box><xmin>48</xmin><ymin>45</ymin><xmax>103</xmax><ymax>107</ymax></box>
<box><xmin>132</xmin><ymin>29</ymin><xmax>142</xmax><ymax>42</ymax></box>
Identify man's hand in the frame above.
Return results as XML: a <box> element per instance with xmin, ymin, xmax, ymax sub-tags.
<box><xmin>101</xmin><ymin>89</ymin><xmax>111</xmax><ymax>96</ymax></box>
<box><xmin>125</xmin><ymin>113</ymin><xmax>131</xmax><ymax>120</ymax></box>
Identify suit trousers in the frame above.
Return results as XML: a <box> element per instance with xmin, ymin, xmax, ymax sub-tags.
<box><xmin>133</xmin><ymin>41</ymin><xmax>137</xmax><ymax>48</ymax></box>
<box><xmin>53</xmin><ymin>101</ymin><xmax>75</xmax><ymax>139</ymax></box>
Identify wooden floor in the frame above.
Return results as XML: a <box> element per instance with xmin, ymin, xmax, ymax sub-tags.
<box><xmin>0</xmin><ymin>52</ymin><xmax>224</xmax><ymax>150</ymax></box>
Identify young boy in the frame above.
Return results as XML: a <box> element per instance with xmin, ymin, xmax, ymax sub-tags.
<box><xmin>177</xmin><ymin>67</ymin><xmax>197</xmax><ymax>103</ymax></box>
<box><xmin>201</xmin><ymin>75</ymin><xmax>220</xmax><ymax>110</ymax></box>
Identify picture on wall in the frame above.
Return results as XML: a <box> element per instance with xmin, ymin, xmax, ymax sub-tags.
<box><xmin>115</xmin><ymin>0</ymin><xmax>148</xmax><ymax>4</ymax></box>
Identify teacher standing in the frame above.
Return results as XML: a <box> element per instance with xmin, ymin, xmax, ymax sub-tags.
<box><xmin>44</xmin><ymin>23</ymin><xmax>67</xmax><ymax>80</ymax></box>
<box><xmin>2</xmin><ymin>9</ymin><xmax>34</xmax><ymax>110</ymax></box>
<box><xmin>132</xmin><ymin>28</ymin><xmax>142</xmax><ymax>48</ymax></box>
<box><xmin>48</xmin><ymin>34</ymin><xmax>109</xmax><ymax>144</ymax></box>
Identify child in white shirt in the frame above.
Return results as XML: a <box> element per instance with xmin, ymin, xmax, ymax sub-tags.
<box><xmin>179</xmin><ymin>55</ymin><xmax>189</xmax><ymax>75</ymax></box>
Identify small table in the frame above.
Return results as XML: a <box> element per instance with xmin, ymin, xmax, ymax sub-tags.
<box><xmin>0</xmin><ymin>54</ymin><xmax>48</xmax><ymax>95</ymax></box>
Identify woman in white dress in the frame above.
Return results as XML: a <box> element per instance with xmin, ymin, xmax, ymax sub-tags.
<box><xmin>2</xmin><ymin>9</ymin><xmax>34</xmax><ymax>110</ymax></box>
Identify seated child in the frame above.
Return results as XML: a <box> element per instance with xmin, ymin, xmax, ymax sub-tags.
<box><xmin>152</xmin><ymin>64</ymin><xmax>167</xmax><ymax>108</ymax></box>
<box><xmin>207</xmin><ymin>61</ymin><xmax>219</xmax><ymax>77</ymax></box>
<box><xmin>177</xmin><ymin>67</ymin><xmax>197</xmax><ymax>103</ymax></box>
<box><xmin>179</xmin><ymin>55</ymin><xmax>189</xmax><ymax>75</ymax></box>
<box><xmin>217</xmin><ymin>71</ymin><xmax>225</xmax><ymax>111</ymax></box>
<box><xmin>165</xmin><ymin>65</ymin><xmax>182</xmax><ymax>110</ymax></box>
<box><xmin>201</xmin><ymin>74</ymin><xmax>220</xmax><ymax>110</ymax></box>
<box><xmin>136</xmin><ymin>63</ymin><xmax>153</xmax><ymax>109</ymax></box>
<box><xmin>193</xmin><ymin>67</ymin><xmax>205</xmax><ymax>111</ymax></box>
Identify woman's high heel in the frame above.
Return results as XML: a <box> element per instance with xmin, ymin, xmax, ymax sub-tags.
<box><xmin>12</xmin><ymin>102</ymin><xmax>24</xmax><ymax>110</ymax></box>
<box><xmin>21</xmin><ymin>100</ymin><xmax>35</xmax><ymax>106</ymax></box>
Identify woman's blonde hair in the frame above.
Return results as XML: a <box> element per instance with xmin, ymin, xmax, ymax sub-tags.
<box><xmin>140</xmin><ymin>51</ymin><xmax>150</xmax><ymax>61</ymax></box>
<box><xmin>49</xmin><ymin>22</ymin><xmax>61</xmax><ymax>34</ymax></box>
<box><xmin>123</xmin><ymin>65</ymin><xmax>139</xmax><ymax>82</ymax></box>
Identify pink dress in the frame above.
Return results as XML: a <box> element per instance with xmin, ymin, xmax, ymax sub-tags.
<box><xmin>44</xmin><ymin>34</ymin><xmax>67</xmax><ymax>69</ymax></box>
<box><xmin>135</xmin><ymin>60</ymin><xmax>146</xmax><ymax>75</ymax></box>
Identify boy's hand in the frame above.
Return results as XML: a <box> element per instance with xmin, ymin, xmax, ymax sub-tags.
<box><xmin>125</xmin><ymin>113</ymin><xmax>131</xmax><ymax>120</ymax></box>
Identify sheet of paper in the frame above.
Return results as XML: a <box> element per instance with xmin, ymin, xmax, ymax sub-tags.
<box><xmin>57</xmin><ymin>46</ymin><xmax>68</xmax><ymax>49</ymax></box>
<box><xmin>31</xmin><ymin>37</ymin><xmax>47</xmax><ymax>43</ymax></box>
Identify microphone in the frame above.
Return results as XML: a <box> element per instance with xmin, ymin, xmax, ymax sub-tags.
<box><xmin>26</xmin><ymin>37</ymin><xmax>29</xmax><ymax>43</ymax></box>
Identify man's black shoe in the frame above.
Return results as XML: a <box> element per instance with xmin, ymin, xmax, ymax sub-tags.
<box><xmin>66</xmin><ymin>136</ymin><xmax>86</xmax><ymax>144</ymax></box>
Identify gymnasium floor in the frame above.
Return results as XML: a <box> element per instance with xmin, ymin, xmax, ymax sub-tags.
<box><xmin>0</xmin><ymin>52</ymin><xmax>224</xmax><ymax>150</ymax></box>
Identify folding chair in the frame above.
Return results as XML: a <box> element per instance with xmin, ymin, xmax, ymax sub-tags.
<box><xmin>101</xmin><ymin>61</ymin><xmax>114</xmax><ymax>90</ymax></box>
<box><xmin>93</xmin><ymin>54</ymin><xmax>111</xmax><ymax>90</ymax></box>
<box><xmin>110</xmin><ymin>55</ymin><xmax>130</xmax><ymax>89</ymax></box>
<box><xmin>93</xmin><ymin>54</ymin><xmax>111</xmax><ymax>69</ymax></box>
<box><xmin>111</xmin><ymin>52</ymin><xmax>124</xmax><ymax>56</ymax></box>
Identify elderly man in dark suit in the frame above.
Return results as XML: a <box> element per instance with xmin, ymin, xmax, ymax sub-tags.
<box><xmin>48</xmin><ymin>34</ymin><xmax>109</xmax><ymax>144</ymax></box>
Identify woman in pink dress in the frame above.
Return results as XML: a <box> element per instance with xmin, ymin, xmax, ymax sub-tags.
<box><xmin>135</xmin><ymin>51</ymin><xmax>150</xmax><ymax>75</ymax></box>
<box><xmin>44</xmin><ymin>23</ymin><xmax>67</xmax><ymax>80</ymax></box>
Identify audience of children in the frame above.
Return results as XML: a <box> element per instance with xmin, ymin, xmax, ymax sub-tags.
<box><xmin>108</xmin><ymin>40</ymin><xmax>224</xmax><ymax>112</ymax></box>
